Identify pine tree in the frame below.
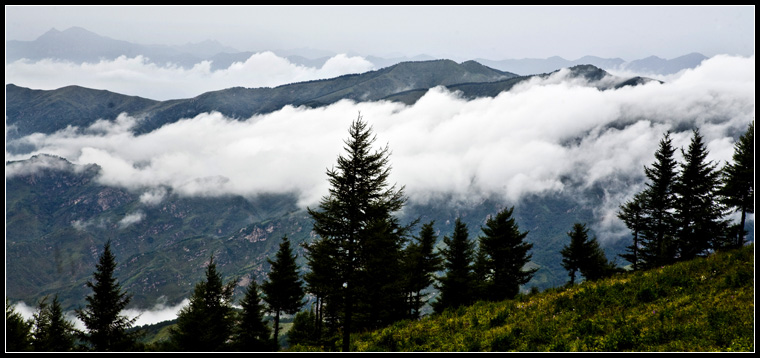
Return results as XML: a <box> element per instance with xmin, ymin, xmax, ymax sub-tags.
<box><xmin>561</xmin><ymin>223</ymin><xmax>616</xmax><ymax>283</ymax></box>
<box><xmin>560</xmin><ymin>223</ymin><xmax>588</xmax><ymax>285</ymax></box>
<box><xmin>31</xmin><ymin>295</ymin><xmax>78</xmax><ymax>352</ymax></box>
<box><xmin>719</xmin><ymin>121</ymin><xmax>754</xmax><ymax>248</ymax></box>
<box><xmin>638</xmin><ymin>132</ymin><xmax>679</xmax><ymax>268</ymax></box>
<box><xmin>232</xmin><ymin>280</ymin><xmax>272</xmax><ymax>352</ymax></box>
<box><xmin>402</xmin><ymin>221</ymin><xmax>443</xmax><ymax>319</ymax></box>
<box><xmin>478</xmin><ymin>207</ymin><xmax>538</xmax><ymax>301</ymax></box>
<box><xmin>170</xmin><ymin>255</ymin><xmax>236</xmax><ymax>352</ymax></box>
<box><xmin>617</xmin><ymin>192</ymin><xmax>646</xmax><ymax>270</ymax></box>
<box><xmin>287</xmin><ymin>308</ymin><xmax>321</xmax><ymax>348</ymax></box>
<box><xmin>306</xmin><ymin>115</ymin><xmax>406</xmax><ymax>351</ymax></box>
<box><xmin>673</xmin><ymin>129</ymin><xmax>729</xmax><ymax>260</ymax></box>
<box><xmin>75</xmin><ymin>240</ymin><xmax>137</xmax><ymax>351</ymax></box>
<box><xmin>262</xmin><ymin>236</ymin><xmax>305</xmax><ymax>349</ymax></box>
<box><xmin>6</xmin><ymin>299</ymin><xmax>33</xmax><ymax>352</ymax></box>
<box><xmin>302</xmin><ymin>237</ymin><xmax>341</xmax><ymax>345</ymax></box>
<box><xmin>433</xmin><ymin>218</ymin><xmax>475</xmax><ymax>313</ymax></box>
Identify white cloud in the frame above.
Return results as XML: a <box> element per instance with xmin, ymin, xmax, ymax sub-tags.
<box><xmin>6</xmin><ymin>56</ymin><xmax>754</xmax><ymax>233</ymax></box>
<box><xmin>4</xmin><ymin>52</ymin><xmax>375</xmax><ymax>100</ymax></box>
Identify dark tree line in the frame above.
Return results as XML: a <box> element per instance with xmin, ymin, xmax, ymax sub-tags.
<box><xmin>302</xmin><ymin>115</ymin><xmax>538</xmax><ymax>351</ymax></box>
<box><xmin>617</xmin><ymin>122</ymin><xmax>754</xmax><ymax>270</ymax></box>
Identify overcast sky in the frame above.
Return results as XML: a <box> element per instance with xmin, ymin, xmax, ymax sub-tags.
<box><xmin>5</xmin><ymin>5</ymin><xmax>755</xmax><ymax>61</ymax></box>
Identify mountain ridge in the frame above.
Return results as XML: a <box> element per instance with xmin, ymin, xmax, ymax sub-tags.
<box><xmin>6</xmin><ymin>26</ymin><xmax>709</xmax><ymax>76</ymax></box>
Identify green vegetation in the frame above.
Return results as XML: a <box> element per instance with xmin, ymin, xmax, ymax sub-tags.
<box><xmin>334</xmin><ymin>244</ymin><xmax>754</xmax><ymax>352</ymax></box>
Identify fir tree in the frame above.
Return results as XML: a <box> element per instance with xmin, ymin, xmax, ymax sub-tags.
<box><xmin>617</xmin><ymin>192</ymin><xmax>646</xmax><ymax>270</ymax></box>
<box><xmin>433</xmin><ymin>218</ymin><xmax>475</xmax><ymax>313</ymax></box>
<box><xmin>638</xmin><ymin>132</ymin><xmax>679</xmax><ymax>268</ymax></box>
<box><xmin>6</xmin><ymin>299</ymin><xmax>32</xmax><ymax>352</ymax></box>
<box><xmin>287</xmin><ymin>308</ymin><xmax>322</xmax><ymax>348</ymax></box>
<box><xmin>402</xmin><ymin>221</ymin><xmax>443</xmax><ymax>319</ymax></box>
<box><xmin>262</xmin><ymin>236</ymin><xmax>305</xmax><ymax>348</ymax></box>
<box><xmin>560</xmin><ymin>223</ymin><xmax>588</xmax><ymax>285</ymax></box>
<box><xmin>307</xmin><ymin>115</ymin><xmax>406</xmax><ymax>351</ymax></box>
<box><xmin>302</xmin><ymin>238</ymin><xmax>341</xmax><ymax>345</ymax></box>
<box><xmin>478</xmin><ymin>207</ymin><xmax>538</xmax><ymax>301</ymax></box>
<box><xmin>673</xmin><ymin>129</ymin><xmax>729</xmax><ymax>260</ymax></box>
<box><xmin>561</xmin><ymin>223</ymin><xmax>616</xmax><ymax>283</ymax></box>
<box><xmin>31</xmin><ymin>295</ymin><xmax>78</xmax><ymax>352</ymax></box>
<box><xmin>170</xmin><ymin>255</ymin><xmax>236</xmax><ymax>352</ymax></box>
<box><xmin>719</xmin><ymin>121</ymin><xmax>754</xmax><ymax>248</ymax></box>
<box><xmin>75</xmin><ymin>240</ymin><xmax>137</xmax><ymax>351</ymax></box>
<box><xmin>232</xmin><ymin>280</ymin><xmax>272</xmax><ymax>352</ymax></box>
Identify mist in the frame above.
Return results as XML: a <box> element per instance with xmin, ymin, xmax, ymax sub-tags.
<box><xmin>4</xmin><ymin>52</ymin><xmax>375</xmax><ymax>101</ymax></box>
<box><xmin>6</xmin><ymin>55</ymin><xmax>755</xmax><ymax>239</ymax></box>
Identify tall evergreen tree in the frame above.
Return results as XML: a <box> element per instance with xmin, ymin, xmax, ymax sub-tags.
<box><xmin>31</xmin><ymin>295</ymin><xmax>78</xmax><ymax>352</ymax></box>
<box><xmin>617</xmin><ymin>192</ymin><xmax>646</xmax><ymax>270</ymax></box>
<box><xmin>432</xmin><ymin>218</ymin><xmax>475</xmax><ymax>313</ymax></box>
<box><xmin>6</xmin><ymin>299</ymin><xmax>32</xmax><ymax>352</ymax></box>
<box><xmin>307</xmin><ymin>115</ymin><xmax>406</xmax><ymax>351</ymax></box>
<box><xmin>402</xmin><ymin>221</ymin><xmax>442</xmax><ymax>319</ymax></box>
<box><xmin>560</xmin><ymin>223</ymin><xmax>588</xmax><ymax>285</ymax></box>
<box><xmin>719</xmin><ymin>121</ymin><xmax>754</xmax><ymax>248</ymax></box>
<box><xmin>262</xmin><ymin>236</ymin><xmax>305</xmax><ymax>348</ymax></box>
<box><xmin>302</xmin><ymin>238</ymin><xmax>341</xmax><ymax>345</ymax></box>
<box><xmin>638</xmin><ymin>132</ymin><xmax>679</xmax><ymax>268</ymax></box>
<box><xmin>170</xmin><ymin>255</ymin><xmax>236</xmax><ymax>352</ymax></box>
<box><xmin>75</xmin><ymin>240</ymin><xmax>137</xmax><ymax>351</ymax></box>
<box><xmin>673</xmin><ymin>129</ymin><xmax>729</xmax><ymax>260</ymax></box>
<box><xmin>478</xmin><ymin>207</ymin><xmax>538</xmax><ymax>301</ymax></box>
<box><xmin>232</xmin><ymin>280</ymin><xmax>272</xmax><ymax>352</ymax></box>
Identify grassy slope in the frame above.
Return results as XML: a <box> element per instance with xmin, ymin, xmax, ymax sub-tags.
<box><xmin>341</xmin><ymin>244</ymin><xmax>754</xmax><ymax>352</ymax></box>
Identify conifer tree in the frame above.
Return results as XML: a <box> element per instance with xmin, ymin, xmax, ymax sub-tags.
<box><xmin>478</xmin><ymin>207</ymin><xmax>537</xmax><ymax>301</ymax></box>
<box><xmin>307</xmin><ymin>115</ymin><xmax>406</xmax><ymax>351</ymax></box>
<box><xmin>402</xmin><ymin>221</ymin><xmax>443</xmax><ymax>319</ymax></box>
<box><xmin>287</xmin><ymin>307</ymin><xmax>322</xmax><ymax>347</ymax></box>
<box><xmin>638</xmin><ymin>132</ymin><xmax>679</xmax><ymax>268</ymax></box>
<box><xmin>560</xmin><ymin>223</ymin><xmax>588</xmax><ymax>285</ymax></box>
<box><xmin>673</xmin><ymin>129</ymin><xmax>729</xmax><ymax>260</ymax></box>
<box><xmin>76</xmin><ymin>240</ymin><xmax>137</xmax><ymax>351</ymax></box>
<box><xmin>719</xmin><ymin>121</ymin><xmax>754</xmax><ymax>248</ymax></box>
<box><xmin>6</xmin><ymin>299</ymin><xmax>32</xmax><ymax>352</ymax></box>
<box><xmin>232</xmin><ymin>280</ymin><xmax>272</xmax><ymax>352</ymax></box>
<box><xmin>262</xmin><ymin>236</ymin><xmax>304</xmax><ymax>348</ymax></box>
<box><xmin>170</xmin><ymin>255</ymin><xmax>236</xmax><ymax>352</ymax></box>
<box><xmin>617</xmin><ymin>192</ymin><xmax>646</xmax><ymax>270</ymax></box>
<box><xmin>561</xmin><ymin>223</ymin><xmax>616</xmax><ymax>283</ymax></box>
<box><xmin>302</xmin><ymin>238</ymin><xmax>341</xmax><ymax>344</ymax></box>
<box><xmin>31</xmin><ymin>295</ymin><xmax>78</xmax><ymax>352</ymax></box>
<box><xmin>433</xmin><ymin>218</ymin><xmax>475</xmax><ymax>313</ymax></box>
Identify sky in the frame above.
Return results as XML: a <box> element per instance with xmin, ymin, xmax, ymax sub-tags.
<box><xmin>5</xmin><ymin>5</ymin><xmax>755</xmax><ymax>61</ymax></box>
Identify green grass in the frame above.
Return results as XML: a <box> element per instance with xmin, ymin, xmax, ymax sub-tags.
<box><xmin>319</xmin><ymin>244</ymin><xmax>754</xmax><ymax>352</ymax></box>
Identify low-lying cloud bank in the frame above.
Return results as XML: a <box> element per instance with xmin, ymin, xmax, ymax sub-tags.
<box><xmin>6</xmin><ymin>55</ymin><xmax>755</xmax><ymax>240</ymax></box>
<box><xmin>4</xmin><ymin>52</ymin><xmax>375</xmax><ymax>100</ymax></box>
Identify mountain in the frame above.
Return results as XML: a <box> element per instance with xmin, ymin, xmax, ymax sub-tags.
<box><xmin>5</xmin><ymin>60</ymin><xmax>656</xmax><ymax>311</ymax></box>
<box><xmin>6</xmin><ymin>60</ymin><xmax>660</xmax><ymax>142</ymax></box>
<box><xmin>7</xmin><ymin>27</ymin><xmax>709</xmax><ymax>77</ymax></box>
<box><xmin>6</xmin><ymin>59</ymin><xmax>519</xmax><ymax>140</ymax></box>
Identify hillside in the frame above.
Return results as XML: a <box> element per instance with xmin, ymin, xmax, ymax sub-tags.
<box><xmin>312</xmin><ymin>244</ymin><xmax>754</xmax><ymax>352</ymax></box>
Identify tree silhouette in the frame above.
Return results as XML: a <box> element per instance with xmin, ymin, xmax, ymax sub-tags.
<box><xmin>31</xmin><ymin>295</ymin><xmax>78</xmax><ymax>352</ymax></box>
<box><xmin>478</xmin><ymin>207</ymin><xmax>537</xmax><ymax>301</ymax></box>
<box><xmin>232</xmin><ymin>280</ymin><xmax>272</xmax><ymax>352</ymax></box>
<box><xmin>673</xmin><ymin>129</ymin><xmax>728</xmax><ymax>259</ymax></box>
<box><xmin>75</xmin><ymin>240</ymin><xmax>137</xmax><ymax>351</ymax></box>
<box><xmin>262</xmin><ymin>236</ymin><xmax>304</xmax><ymax>349</ymax></box>
<box><xmin>719</xmin><ymin>121</ymin><xmax>754</xmax><ymax>248</ymax></box>
<box><xmin>403</xmin><ymin>221</ymin><xmax>442</xmax><ymax>319</ymax></box>
<box><xmin>433</xmin><ymin>218</ymin><xmax>475</xmax><ymax>313</ymax></box>
<box><xmin>307</xmin><ymin>115</ymin><xmax>406</xmax><ymax>351</ymax></box>
<box><xmin>638</xmin><ymin>132</ymin><xmax>678</xmax><ymax>268</ymax></box>
<box><xmin>170</xmin><ymin>255</ymin><xmax>236</xmax><ymax>352</ymax></box>
<box><xmin>6</xmin><ymin>299</ymin><xmax>32</xmax><ymax>352</ymax></box>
